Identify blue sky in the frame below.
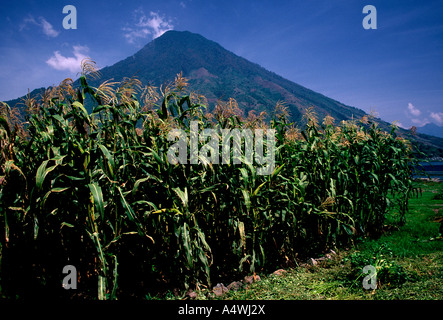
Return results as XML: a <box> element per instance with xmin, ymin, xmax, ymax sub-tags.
<box><xmin>1</xmin><ymin>0</ymin><xmax>442</xmax><ymax>128</ymax></box>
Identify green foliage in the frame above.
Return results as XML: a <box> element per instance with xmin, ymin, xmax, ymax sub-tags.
<box><xmin>344</xmin><ymin>244</ymin><xmax>413</xmax><ymax>288</ymax></box>
<box><xmin>0</xmin><ymin>67</ymin><xmax>419</xmax><ymax>299</ymax></box>
<box><xmin>432</xmin><ymin>192</ymin><xmax>443</xmax><ymax>200</ymax></box>
<box><xmin>209</xmin><ymin>181</ymin><xmax>443</xmax><ymax>301</ymax></box>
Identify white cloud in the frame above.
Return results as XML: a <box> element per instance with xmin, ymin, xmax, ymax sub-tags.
<box><xmin>39</xmin><ymin>17</ymin><xmax>60</xmax><ymax>37</ymax></box>
<box><xmin>395</xmin><ymin>121</ymin><xmax>406</xmax><ymax>129</ymax></box>
<box><xmin>123</xmin><ymin>10</ymin><xmax>174</xmax><ymax>44</ymax></box>
<box><xmin>404</xmin><ymin>103</ymin><xmax>443</xmax><ymax>127</ymax></box>
<box><xmin>20</xmin><ymin>15</ymin><xmax>59</xmax><ymax>37</ymax></box>
<box><xmin>123</xmin><ymin>27</ymin><xmax>151</xmax><ymax>44</ymax></box>
<box><xmin>430</xmin><ymin>112</ymin><xmax>443</xmax><ymax>125</ymax></box>
<box><xmin>407</xmin><ymin>102</ymin><xmax>421</xmax><ymax>117</ymax></box>
<box><xmin>140</xmin><ymin>11</ymin><xmax>174</xmax><ymax>39</ymax></box>
<box><xmin>405</xmin><ymin>102</ymin><xmax>429</xmax><ymax>126</ymax></box>
<box><xmin>19</xmin><ymin>16</ymin><xmax>36</xmax><ymax>31</ymax></box>
<box><xmin>411</xmin><ymin>118</ymin><xmax>430</xmax><ymax>127</ymax></box>
<box><xmin>46</xmin><ymin>46</ymin><xmax>89</xmax><ymax>73</ymax></box>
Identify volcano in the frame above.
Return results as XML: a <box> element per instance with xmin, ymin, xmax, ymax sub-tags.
<box><xmin>4</xmin><ymin>30</ymin><xmax>443</xmax><ymax>156</ymax></box>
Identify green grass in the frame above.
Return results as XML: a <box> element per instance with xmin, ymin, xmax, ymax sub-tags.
<box><xmin>162</xmin><ymin>180</ymin><xmax>442</xmax><ymax>300</ymax></box>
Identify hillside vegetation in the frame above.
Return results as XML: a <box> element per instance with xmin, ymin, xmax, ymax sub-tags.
<box><xmin>6</xmin><ymin>31</ymin><xmax>443</xmax><ymax>158</ymax></box>
<box><xmin>0</xmin><ymin>62</ymin><xmax>420</xmax><ymax>299</ymax></box>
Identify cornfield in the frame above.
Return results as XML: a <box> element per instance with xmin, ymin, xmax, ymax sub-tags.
<box><xmin>0</xmin><ymin>61</ymin><xmax>419</xmax><ymax>299</ymax></box>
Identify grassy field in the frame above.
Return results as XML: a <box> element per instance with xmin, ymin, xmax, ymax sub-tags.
<box><xmin>158</xmin><ymin>180</ymin><xmax>443</xmax><ymax>300</ymax></box>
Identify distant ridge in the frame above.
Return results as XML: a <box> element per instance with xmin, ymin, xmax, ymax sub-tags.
<box><xmin>417</xmin><ymin>123</ymin><xmax>443</xmax><ymax>139</ymax></box>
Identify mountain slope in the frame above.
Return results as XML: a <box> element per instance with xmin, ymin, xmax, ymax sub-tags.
<box><xmin>3</xmin><ymin>30</ymin><xmax>443</xmax><ymax>156</ymax></box>
<box><xmin>417</xmin><ymin>123</ymin><xmax>443</xmax><ymax>139</ymax></box>
<box><xmin>93</xmin><ymin>30</ymin><xmax>366</xmax><ymax>123</ymax></box>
